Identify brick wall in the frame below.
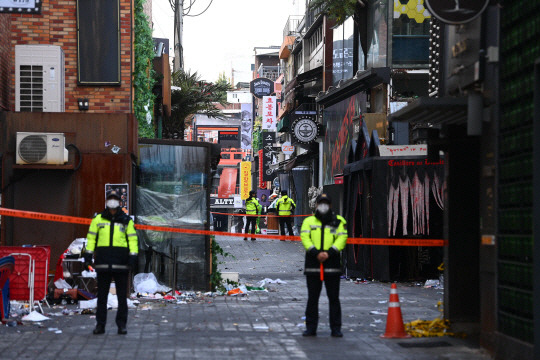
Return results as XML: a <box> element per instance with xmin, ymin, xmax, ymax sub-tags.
<box><xmin>10</xmin><ymin>0</ymin><xmax>133</xmax><ymax>113</ymax></box>
<box><xmin>0</xmin><ymin>14</ymin><xmax>11</xmax><ymax>110</ymax></box>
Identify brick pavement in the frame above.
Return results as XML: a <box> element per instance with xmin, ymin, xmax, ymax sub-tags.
<box><xmin>0</xmin><ymin>236</ymin><xmax>492</xmax><ymax>359</ymax></box>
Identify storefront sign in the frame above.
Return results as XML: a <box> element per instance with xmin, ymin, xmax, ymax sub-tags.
<box><xmin>258</xmin><ymin>149</ymin><xmax>266</xmax><ymax>189</ymax></box>
<box><xmin>292</xmin><ymin>117</ymin><xmax>319</xmax><ymax>145</ymax></box>
<box><xmin>233</xmin><ymin>195</ymin><xmax>243</xmax><ymax>209</ymax></box>
<box><xmin>240</xmin><ymin>161</ymin><xmax>251</xmax><ymax>200</ymax></box>
<box><xmin>281</xmin><ymin>141</ymin><xmax>294</xmax><ymax>155</ymax></box>
<box><xmin>262</xmin><ymin>132</ymin><xmax>276</xmax><ymax>182</ymax></box>
<box><xmin>379</xmin><ymin>145</ymin><xmax>428</xmax><ymax>157</ymax></box>
<box><xmin>262</xmin><ymin>96</ymin><xmax>277</xmax><ymax>131</ymax></box>
<box><xmin>250</xmin><ymin>77</ymin><xmax>274</xmax><ymax>98</ymax></box>
<box><xmin>0</xmin><ymin>0</ymin><xmax>41</xmax><ymax>13</ymax></box>
<box><xmin>425</xmin><ymin>0</ymin><xmax>489</xmax><ymax>25</ymax></box>
<box><xmin>210</xmin><ymin>197</ymin><xmax>235</xmax><ymax>207</ymax></box>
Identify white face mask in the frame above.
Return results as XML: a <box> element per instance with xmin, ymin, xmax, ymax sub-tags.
<box><xmin>316</xmin><ymin>203</ymin><xmax>330</xmax><ymax>214</ymax></box>
<box><xmin>106</xmin><ymin>199</ymin><xmax>120</xmax><ymax>209</ymax></box>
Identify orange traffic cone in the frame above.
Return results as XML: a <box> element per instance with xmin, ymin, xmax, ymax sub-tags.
<box><xmin>380</xmin><ymin>283</ymin><xmax>411</xmax><ymax>338</ymax></box>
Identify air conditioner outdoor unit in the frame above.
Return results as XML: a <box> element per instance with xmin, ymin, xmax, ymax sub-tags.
<box><xmin>16</xmin><ymin>132</ymin><xmax>68</xmax><ymax>165</ymax></box>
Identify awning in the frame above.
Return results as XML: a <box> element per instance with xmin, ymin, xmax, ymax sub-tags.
<box><xmin>316</xmin><ymin>67</ymin><xmax>391</xmax><ymax>107</ymax></box>
<box><xmin>388</xmin><ymin>96</ymin><xmax>468</xmax><ymax>126</ymax></box>
<box><xmin>277</xmin><ymin>113</ymin><xmax>291</xmax><ymax>132</ymax></box>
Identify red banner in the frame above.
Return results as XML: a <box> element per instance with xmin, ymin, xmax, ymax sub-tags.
<box><xmin>258</xmin><ymin>149</ymin><xmax>266</xmax><ymax>189</ymax></box>
<box><xmin>217</xmin><ymin>168</ymin><xmax>237</xmax><ymax>198</ymax></box>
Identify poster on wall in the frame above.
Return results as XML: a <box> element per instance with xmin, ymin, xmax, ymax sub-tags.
<box><xmin>241</xmin><ymin>103</ymin><xmax>252</xmax><ymax>150</ymax></box>
<box><xmin>105</xmin><ymin>183</ymin><xmax>129</xmax><ymax>213</ymax></box>
<box><xmin>322</xmin><ymin>93</ymin><xmax>364</xmax><ymax>185</ymax></box>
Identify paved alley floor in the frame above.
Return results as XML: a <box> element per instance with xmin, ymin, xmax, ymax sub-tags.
<box><xmin>0</xmin><ymin>236</ymin><xmax>493</xmax><ymax>359</ymax></box>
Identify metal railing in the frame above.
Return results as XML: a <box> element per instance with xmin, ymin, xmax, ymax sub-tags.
<box><xmin>283</xmin><ymin>15</ymin><xmax>304</xmax><ymax>40</ymax></box>
<box><xmin>257</xmin><ymin>65</ymin><xmax>281</xmax><ymax>81</ymax></box>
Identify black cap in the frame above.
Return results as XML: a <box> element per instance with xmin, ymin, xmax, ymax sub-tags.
<box><xmin>281</xmin><ymin>190</ymin><xmax>287</xmax><ymax>196</ymax></box>
<box><xmin>106</xmin><ymin>190</ymin><xmax>121</xmax><ymax>200</ymax></box>
<box><xmin>316</xmin><ymin>193</ymin><xmax>331</xmax><ymax>204</ymax></box>
<box><xmin>249</xmin><ymin>190</ymin><xmax>256</xmax><ymax>197</ymax></box>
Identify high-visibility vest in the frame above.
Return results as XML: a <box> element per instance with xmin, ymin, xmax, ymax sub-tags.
<box><xmin>245</xmin><ymin>197</ymin><xmax>261</xmax><ymax>215</ymax></box>
<box><xmin>300</xmin><ymin>214</ymin><xmax>347</xmax><ymax>275</ymax></box>
<box><xmin>276</xmin><ymin>196</ymin><xmax>296</xmax><ymax>215</ymax></box>
<box><xmin>86</xmin><ymin>210</ymin><xmax>138</xmax><ymax>271</ymax></box>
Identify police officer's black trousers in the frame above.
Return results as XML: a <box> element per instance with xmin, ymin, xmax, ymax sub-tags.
<box><xmin>305</xmin><ymin>274</ymin><xmax>341</xmax><ymax>332</ymax></box>
<box><xmin>96</xmin><ymin>271</ymin><xmax>129</xmax><ymax>328</ymax></box>
<box><xmin>279</xmin><ymin>216</ymin><xmax>294</xmax><ymax>236</ymax></box>
<box><xmin>244</xmin><ymin>216</ymin><xmax>257</xmax><ymax>236</ymax></box>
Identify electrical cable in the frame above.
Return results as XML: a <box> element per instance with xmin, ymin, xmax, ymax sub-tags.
<box><xmin>184</xmin><ymin>0</ymin><xmax>213</xmax><ymax>17</ymax></box>
<box><xmin>66</xmin><ymin>143</ymin><xmax>82</xmax><ymax>171</ymax></box>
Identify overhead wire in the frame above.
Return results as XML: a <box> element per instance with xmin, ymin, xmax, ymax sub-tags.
<box><xmin>184</xmin><ymin>0</ymin><xmax>213</xmax><ymax>17</ymax></box>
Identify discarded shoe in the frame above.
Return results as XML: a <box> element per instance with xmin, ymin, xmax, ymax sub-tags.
<box><xmin>118</xmin><ymin>327</ymin><xmax>127</xmax><ymax>335</ymax></box>
<box><xmin>331</xmin><ymin>330</ymin><xmax>343</xmax><ymax>337</ymax></box>
<box><xmin>93</xmin><ymin>324</ymin><xmax>105</xmax><ymax>335</ymax></box>
<box><xmin>302</xmin><ymin>329</ymin><xmax>317</xmax><ymax>337</ymax></box>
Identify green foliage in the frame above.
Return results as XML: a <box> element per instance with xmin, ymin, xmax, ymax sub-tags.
<box><xmin>309</xmin><ymin>0</ymin><xmax>358</xmax><ymax>26</ymax></box>
<box><xmin>210</xmin><ymin>236</ymin><xmax>236</xmax><ymax>292</ymax></box>
<box><xmin>215</xmin><ymin>72</ymin><xmax>231</xmax><ymax>103</ymax></box>
<box><xmin>133</xmin><ymin>0</ymin><xmax>156</xmax><ymax>139</ymax></box>
<box><xmin>166</xmin><ymin>69</ymin><xmax>231</xmax><ymax>139</ymax></box>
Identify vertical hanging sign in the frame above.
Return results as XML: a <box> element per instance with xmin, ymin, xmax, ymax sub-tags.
<box><xmin>262</xmin><ymin>132</ymin><xmax>276</xmax><ymax>182</ymax></box>
<box><xmin>258</xmin><ymin>149</ymin><xmax>266</xmax><ymax>189</ymax></box>
<box><xmin>240</xmin><ymin>161</ymin><xmax>251</xmax><ymax>200</ymax></box>
<box><xmin>262</xmin><ymin>96</ymin><xmax>277</xmax><ymax>131</ymax></box>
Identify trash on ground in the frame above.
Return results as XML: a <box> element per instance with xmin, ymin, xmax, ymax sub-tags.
<box><xmin>54</xmin><ymin>278</ymin><xmax>72</xmax><ymax>290</ymax></box>
<box><xmin>81</xmin><ymin>270</ymin><xmax>97</xmax><ymax>278</ymax></box>
<box><xmin>133</xmin><ymin>273</ymin><xmax>171</xmax><ymax>294</ymax></box>
<box><xmin>369</xmin><ymin>310</ymin><xmax>387</xmax><ymax>315</ymax></box>
<box><xmin>424</xmin><ymin>279</ymin><xmax>442</xmax><ymax>288</ymax></box>
<box><xmin>22</xmin><ymin>311</ymin><xmax>50</xmax><ymax>322</ymax></box>
<box><xmin>79</xmin><ymin>293</ymin><xmax>136</xmax><ymax>310</ymax></box>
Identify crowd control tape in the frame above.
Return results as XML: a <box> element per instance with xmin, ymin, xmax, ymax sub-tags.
<box><xmin>0</xmin><ymin>207</ymin><xmax>447</xmax><ymax>246</ymax></box>
<box><xmin>210</xmin><ymin>211</ymin><xmax>308</xmax><ymax>218</ymax></box>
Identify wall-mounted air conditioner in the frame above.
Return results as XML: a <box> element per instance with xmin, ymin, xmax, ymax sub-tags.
<box><xmin>15</xmin><ymin>45</ymin><xmax>65</xmax><ymax>112</ymax></box>
<box><xmin>16</xmin><ymin>132</ymin><xmax>68</xmax><ymax>165</ymax></box>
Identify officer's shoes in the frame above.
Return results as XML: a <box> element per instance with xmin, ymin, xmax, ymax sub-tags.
<box><xmin>251</xmin><ymin>238</ymin><xmax>256</xmax><ymax>241</ymax></box>
<box><xmin>93</xmin><ymin>324</ymin><xmax>105</xmax><ymax>335</ymax></box>
<box><xmin>331</xmin><ymin>329</ymin><xmax>343</xmax><ymax>337</ymax></box>
<box><xmin>243</xmin><ymin>238</ymin><xmax>248</xmax><ymax>241</ymax></box>
<box><xmin>302</xmin><ymin>329</ymin><xmax>317</xmax><ymax>337</ymax></box>
<box><xmin>118</xmin><ymin>327</ymin><xmax>127</xmax><ymax>335</ymax></box>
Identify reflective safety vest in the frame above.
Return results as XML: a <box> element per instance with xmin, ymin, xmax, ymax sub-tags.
<box><xmin>300</xmin><ymin>214</ymin><xmax>347</xmax><ymax>275</ymax></box>
<box><xmin>86</xmin><ymin>210</ymin><xmax>138</xmax><ymax>272</ymax></box>
<box><xmin>245</xmin><ymin>197</ymin><xmax>261</xmax><ymax>215</ymax></box>
<box><xmin>276</xmin><ymin>196</ymin><xmax>296</xmax><ymax>216</ymax></box>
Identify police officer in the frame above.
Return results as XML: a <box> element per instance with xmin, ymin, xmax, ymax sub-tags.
<box><xmin>244</xmin><ymin>190</ymin><xmax>261</xmax><ymax>241</ymax></box>
<box><xmin>84</xmin><ymin>190</ymin><xmax>138</xmax><ymax>335</ymax></box>
<box><xmin>300</xmin><ymin>193</ymin><xmax>347</xmax><ymax>337</ymax></box>
<box><xmin>276</xmin><ymin>190</ymin><xmax>296</xmax><ymax>238</ymax></box>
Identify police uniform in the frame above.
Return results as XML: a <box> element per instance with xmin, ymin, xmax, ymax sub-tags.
<box><xmin>276</xmin><ymin>191</ymin><xmax>296</xmax><ymax>236</ymax></box>
<box><xmin>84</xmin><ymin>190</ymin><xmax>138</xmax><ymax>335</ymax></box>
<box><xmin>244</xmin><ymin>192</ymin><xmax>261</xmax><ymax>240</ymax></box>
<box><xmin>300</xmin><ymin>193</ymin><xmax>347</xmax><ymax>337</ymax></box>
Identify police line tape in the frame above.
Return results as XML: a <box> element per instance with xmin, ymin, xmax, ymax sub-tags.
<box><xmin>210</xmin><ymin>211</ymin><xmax>308</xmax><ymax>218</ymax></box>
<box><xmin>0</xmin><ymin>207</ymin><xmax>447</xmax><ymax>247</ymax></box>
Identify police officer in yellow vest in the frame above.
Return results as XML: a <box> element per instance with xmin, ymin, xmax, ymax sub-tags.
<box><xmin>301</xmin><ymin>193</ymin><xmax>347</xmax><ymax>337</ymax></box>
<box><xmin>83</xmin><ymin>190</ymin><xmax>138</xmax><ymax>335</ymax></box>
<box><xmin>244</xmin><ymin>190</ymin><xmax>261</xmax><ymax>241</ymax></box>
<box><xmin>276</xmin><ymin>190</ymin><xmax>296</xmax><ymax>238</ymax></box>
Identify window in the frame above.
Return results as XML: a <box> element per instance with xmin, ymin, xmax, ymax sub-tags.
<box><xmin>392</xmin><ymin>1</ymin><xmax>431</xmax><ymax>66</ymax></box>
<box><xmin>332</xmin><ymin>17</ymin><xmax>355</xmax><ymax>86</ymax></box>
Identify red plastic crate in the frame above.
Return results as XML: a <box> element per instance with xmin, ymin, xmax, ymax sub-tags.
<box><xmin>0</xmin><ymin>246</ymin><xmax>50</xmax><ymax>302</ymax></box>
